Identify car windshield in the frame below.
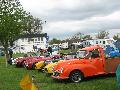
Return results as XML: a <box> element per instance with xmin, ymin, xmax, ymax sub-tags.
<box><xmin>77</xmin><ymin>50</ymin><xmax>87</xmax><ymax>59</ymax></box>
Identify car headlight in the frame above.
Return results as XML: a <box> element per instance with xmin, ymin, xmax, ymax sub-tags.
<box><xmin>60</xmin><ymin>67</ymin><xmax>64</xmax><ymax>73</ymax></box>
<box><xmin>51</xmin><ymin>66</ymin><xmax>55</xmax><ymax>72</ymax></box>
<box><xmin>45</xmin><ymin>60</ymin><xmax>52</xmax><ymax>64</ymax></box>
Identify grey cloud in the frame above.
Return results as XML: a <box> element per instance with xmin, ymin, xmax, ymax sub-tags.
<box><xmin>24</xmin><ymin>0</ymin><xmax>120</xmax><ymax>39</ymax></box>
<box><xmin>38</xmin><ymin>0</ymin><xmax>120</xmax><ymax>22</ymax></box>
<box><xmin>48</xmin><ymin>19</ymin><xmax>120</xmax><ymax>39</ymax></box>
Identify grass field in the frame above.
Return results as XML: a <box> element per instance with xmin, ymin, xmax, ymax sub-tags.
<box><xmin>0</xmin><ymin>54</ymin><xmax>120</xmax><ymax>90</ymax></box>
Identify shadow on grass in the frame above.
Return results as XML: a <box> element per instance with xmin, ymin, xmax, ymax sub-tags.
<box><xmin>83</xmin><ymin>74</ymin><xmax>116</xmax><ymax>82</ymax></box>
<box><xmin>51</xmin><ymin>74</ymin><xmax>116</xmax><ymax>84</ymax></box>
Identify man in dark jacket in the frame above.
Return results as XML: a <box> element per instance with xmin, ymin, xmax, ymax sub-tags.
<box><xmin>47</xmin><ymin>47</ymin><xmax>52</xmax><ymax>55</ymax></box>
<box><xmin>9</xmin><ymin>48</ymin><xmax>13</xmax><ymax>59</ymax></box>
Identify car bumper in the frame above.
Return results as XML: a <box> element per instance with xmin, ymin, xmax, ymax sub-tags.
<box><xmin>16</xmin><ymin>62</ymin><xmax>22</xmax><ymax>67</ymax></box>
<box><xmin>24</xmin><ymin>63</ymin><xmax>33</xmax><ymax>69</ymax></box>
<box><xmin>44</xmin><ymin>68</ymin><xmax>53</xmax><ymax>74</ymax></box>
<box><xmin>52</xmin><ymin>71</ymin><xmax>69</xmax><ymax>79</ymax></box>
<box><xmin>52</xmin><ymin>75</ymin><xmax>69</xmax><ymax>79</ymax></box>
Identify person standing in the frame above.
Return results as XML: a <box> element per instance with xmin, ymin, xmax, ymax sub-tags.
<box><xmin>9</xmin><ymin>48</ymin><xmax>13</xmax><ymax>59</ymax></box>
<box><xmin>47</xmin><ymin>47</ymin><xmax>52</xmax><ymax>55</ymax></box>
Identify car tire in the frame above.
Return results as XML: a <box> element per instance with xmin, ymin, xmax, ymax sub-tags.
<box><xmin>69</xmin><ymin>70</ymin><xmax>84</xmax><ymax>83</ymax></box>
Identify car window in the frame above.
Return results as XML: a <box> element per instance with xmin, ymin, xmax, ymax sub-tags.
<box><xmin>90</xmin><ymin>49</ymin><xmax>100</xmax><ymax>58</ymax></box>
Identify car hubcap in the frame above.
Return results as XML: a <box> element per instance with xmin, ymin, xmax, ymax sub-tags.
<box><xmin>71</xmin><ymin>72</ymin><xmax>81</xmax><ymax>82</ymax></box>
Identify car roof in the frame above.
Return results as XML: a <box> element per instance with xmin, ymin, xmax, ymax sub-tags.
<box><xmin>81</xmin><ymin>45</ymin><xmax>101</xmax><ymax>51</ymax></box>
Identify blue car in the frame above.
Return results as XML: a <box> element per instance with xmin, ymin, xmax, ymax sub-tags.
<box><xmin>104</xmin><ymin>45</ymin><xmax>120</xmax><ymax>58</ymax></box>
<box><xmin>109</xmin><ymin>49</ymin><xmax>120</xmax><ymax>57</ymax></box>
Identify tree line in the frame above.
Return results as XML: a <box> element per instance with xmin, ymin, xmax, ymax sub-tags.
<box><xmin>49</xmin><ymin>30</ymin><xmax>120</xmax><ymax>44</ymax></box>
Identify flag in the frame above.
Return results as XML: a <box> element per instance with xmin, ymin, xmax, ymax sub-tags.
<box><xmin>20</xmin><ymin>73</ymin><xmax>38</xmax><ymax>90</ymax></box>
<box><xmin>31</xmin><ymin>83</ymin><xmax>38</xmax><ymax>90</ymax></box>
<box><xmin>20</xmin><ymin>74</ymin><xmax>32</xmax><ymax>90</ymax></box>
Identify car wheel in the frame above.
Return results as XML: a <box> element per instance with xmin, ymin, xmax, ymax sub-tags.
<box><xmin>69</xmin><ymin>70</ymin><xmax>84</xmax><ymax>83</ymax></box>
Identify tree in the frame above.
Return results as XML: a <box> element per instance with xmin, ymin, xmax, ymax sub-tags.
<box><xmin>24</xmin><ymin>16</ymin><xmax>44</xmax><ymax>34</ymax></box>
<box><xmin>72</xmin><ymin>32</ymin><xmax>84</xmax><ymax>40</ymax></box>
<box><xmin>49</xmin><ymin>38</ymin><xmax>61</xmax><ymax>45</ymax></box>
<box><xmin>113</xmin><ymin>34</ymin><xmax>120</xmax><ymax>40</ymax></box>
<box><xmin>96</xmin><ymin>30</ymin><xmax>109</xmax><ymax>39</ymax></box>
<box><xmin>0</xmin><ymin>0</ymin><xmax>32</xmax><ymax>66</ymax></box>
<box><xmin>83</xmin><ymin>35</ymin><xmax>92</xmax><ymax>40</ymax></box>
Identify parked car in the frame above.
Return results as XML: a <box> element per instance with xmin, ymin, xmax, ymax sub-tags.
<box><xmin>44</xmin><ymin>60</ymin><xmax>64</xmax><ymax>74</ymax></box>
<box><xmin>8</xmin><ymin>57</ymin><xmax>21</xmax><ymax>65</ymax></box>
<box><xmin>15</xmin><ymin>52</ymin><xmax>40</xmax><ymax>67</ymax></box>
<box><xmin>44</xmin><ymin>62</ymin><xmax>58</xmax><ymax>74</ymax></box>
<box><xmin>35</xmin><ymin>55</ymin><xmax>61</xmax><ymax>70</ymax></box>
<box><xmin>35</xmin><ymin>59</ymin><xmax>61</xmax><ymax>70</ymax></box>
<box><xmin>109</xmin><ymin>49</ymin><xmax>120</xmax><ymax>57</ymax></box>
<box><xmin>23</xmin><ymin>57</ymin><xmax>51</xmax><ymax>69</ymax></box>
<box><xmin>35</xmin><ymin>61</ymin><xmax>45</xmax><ymax>70</ymax></box>
<box><xmin>104</xmin><ymin>45</ymin><xmax>120</xmax><ymax>58</ymax></box>
<box><xmin>50</xmin><ymin>55</ymin><xmax>60</xmax><ymax>60</ymax></box>
<box><xmin>52</xmin><ymin>45</ymin><xmax>120</xmax><ymax>83</ymax></box>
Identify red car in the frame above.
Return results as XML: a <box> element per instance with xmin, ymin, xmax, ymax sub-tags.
<box><xmin>15</xmin><ymin>56</ymin><xmax>41</xmax><ymax>67</ymax></box>
<box><xmin>15</xmin><ymin>52</ymin><xmax>40</xmax><ymax>67</ymax></box>
<box><xmin>50</xmin><ymin>55</ymin><xmax>60</xmax><ymax>59</ymax></box>
<box><xmin>23</xmin><ymin>57</ymin><xmax>51</xmax><ymax>69</ymax></box>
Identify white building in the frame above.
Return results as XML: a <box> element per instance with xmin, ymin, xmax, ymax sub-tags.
<box><xmin>61</xmin><ymin>42</ymin><xmax>69</xmax><ymax>49</ymax></box>
<box><xmin>82</xmin><ymin>39</ymin><xmax>115</xmax><ymax>49</ymax></box>
<box><xmin>60</xmin><ymin>39</ymin><xmax>82</xmax><ymax>49</ymax></box>
<box><xmin>13</xmin><ymin>33</ymin><xmax>49</xmax><ymax>53</ymax></box>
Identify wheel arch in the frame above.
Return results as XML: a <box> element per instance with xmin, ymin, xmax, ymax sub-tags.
<box><xmin>69</xmin><ymin>69</ymin><xmax>84</xmax><ymax>78</ymax></box>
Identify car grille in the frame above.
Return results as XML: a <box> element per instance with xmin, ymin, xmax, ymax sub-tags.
<box><xmin>44</xmin><ymin>68</ymin><xmax>48</xmax><ymax>72</ymax></box>
<box><xmin>53</xmin><ymin>71</ymin><xmax>60</xmax><ymax>76</ymax></box>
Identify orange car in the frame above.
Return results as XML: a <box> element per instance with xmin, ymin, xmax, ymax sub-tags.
<box><xmin>52</xmin><ymin>45</ymin><xmax>120</xmax><ymax>83</ymax></box>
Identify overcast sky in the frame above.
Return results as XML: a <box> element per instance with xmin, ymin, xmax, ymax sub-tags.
<box><xmin>19</xmin><ymin>0</ymin><xmax>120</xmax><ymax>39</ymax></box>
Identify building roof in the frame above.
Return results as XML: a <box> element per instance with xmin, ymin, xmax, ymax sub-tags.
<box><xmin>81</xmin><ymin>45</ymin><xmax>101</xmax><ymax>51</ymax></box>
<box><xmin>61</xmin><ymin>39</ymin><xmax>85</xmax><ymax>44</ymax></box>
<box><xmin>18</xmin><ymin>33</ymin><xmax>48</xmax><ymax>39</ymax></box>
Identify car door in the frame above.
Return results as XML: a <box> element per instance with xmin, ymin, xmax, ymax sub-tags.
<box><xmin>89</xmin><ymin>49</ymin><xmax>104</xmax><ymax>74</ymax></box>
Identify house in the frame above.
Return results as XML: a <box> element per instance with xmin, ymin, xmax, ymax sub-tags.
<box><xmin>82</xmin><ymin>39</ymin><xmax>115</xmax><ymax>49</ymax></box>
<box><xmin>60</xmin><ymin>39</ymin><xmax>83</xmax><ymax>49</ymax></box>
<box><xmin>13</xmin><ymin>33</ymin><xmax>49</xmax><ymax>53</ymax></box>
<box><xmin>61</xmin><ymin>42</ymin><xmax>69</xmax><ymax>49</ymax></box>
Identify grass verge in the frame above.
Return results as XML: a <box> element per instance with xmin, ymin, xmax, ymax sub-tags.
<box><xmin>0</xmin><ymin>62</ymin><xmax>119</xmax><ymax>90</ymax></box>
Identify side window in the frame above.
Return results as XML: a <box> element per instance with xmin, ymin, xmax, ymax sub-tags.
<box><xmin>91</xmin><ymin>49</ymin><xmax>100</xmax><ymax>58</ymax></box>
<box><xmin>41</xmin><ymin>37</ymin><xmax>43</xmax><ymax>41</ymax></box>
<box><xmin>103</xmin><ymin>41</ymin><xmax>105</xmax><ymax>44</ymax></box>
<box><xmin>85</xmin><ymin>52</ymin><xmax>92</xmax><ymax>59</ymax></box>
<box><xmin>96</xmin><ymin>41</ymin><xmax>98</xmax><ymax>44</ymax></box>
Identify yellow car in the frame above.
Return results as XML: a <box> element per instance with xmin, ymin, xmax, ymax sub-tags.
<box><xmin>44</xmin><ymin>60</ymin><xmax>65</xmax><ymax>74</ymax></box>
<box><xmin>35</xmin><ymin>61</ymin><xmax>45</xmax><ymax>70</ymax></box>
<box><xmin>44</xmin><ymin>62</ymin><xmax>57</xmax><ymax>74</ymax></box>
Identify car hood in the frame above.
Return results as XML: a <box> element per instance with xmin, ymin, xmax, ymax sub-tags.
<box><xmin>54</xmin><ymin>59</ymin><xmax>87</xmax><ymax>70</ymax></box>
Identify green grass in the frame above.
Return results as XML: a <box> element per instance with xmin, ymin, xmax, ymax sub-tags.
<box><xmin>0</xmin><ymin>56</ymin><xmax>6</xmax><ymax>62</ymax></box>
<box><xmin>0</xmin><ymin>62</ymin><xmax>119</xmax><ymax>90</ymax></box>
<box><xmin>12</xmin><ymin>53</ymin><xmax>24</xmax><ymax>58</ymax></box>
<box><xmin>0</xmin><ymin>53</ymin><xmax>120</xmax><ymax>90</ymax></box>
<box><xmin>59</xmin><ymin>49</ymin><xmax>78</xmax><ymax>54</ymax></box>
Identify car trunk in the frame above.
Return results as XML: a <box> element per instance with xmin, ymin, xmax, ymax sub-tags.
<box><xmin>105</xmin><ymin>57</ymin><xmax>120</xmax><ymax>73</ymax></box>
